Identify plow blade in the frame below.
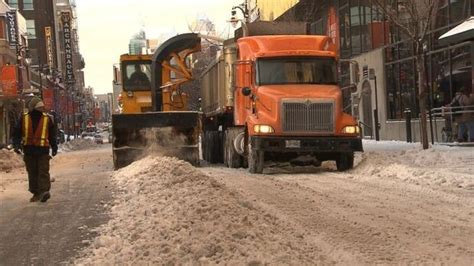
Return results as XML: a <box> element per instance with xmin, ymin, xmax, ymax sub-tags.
<box><xmin>112</xmin><ymin>111</ymin><xmax>201</xmax><ymax>170</ymax></box>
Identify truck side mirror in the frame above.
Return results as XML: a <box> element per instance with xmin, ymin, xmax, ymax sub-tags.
<box><xmin>242</xmin><ymin>87</ymin><xmax>251</xmax><ymax>96</ymax></box>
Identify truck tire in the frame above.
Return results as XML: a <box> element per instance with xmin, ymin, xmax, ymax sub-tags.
<box><xmin>224</xmin><ymin>129</ymin><xmax>242</xmax><ymax>168</ymax></box>
<box><xmin>248</xmin><ymin>142</ymin><xmax>264</xmax><ymax>174</ymax></box>
<box><xmin>206</xmin><ymin>131</ymin><xmax>221</xmax><ymax>164</ymax></box>
<box><xmin>336</xmin><ymin>152</ymin><xmax>354</xmax><ymax>171</ymax></box>
<box><xmin>217</xmin><ymin>131</ymin><xmax>224</xmax><ymax>163</ymax></box>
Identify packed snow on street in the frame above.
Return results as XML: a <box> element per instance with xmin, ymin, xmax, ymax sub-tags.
<box><xmin>70</xmin><ymin>140</ymin><xmax>474</xmax><ymax>265</ymax></box>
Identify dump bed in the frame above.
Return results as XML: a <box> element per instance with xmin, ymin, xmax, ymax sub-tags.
<box><xmin>200</xmin><ymin>44</ymin><xmax>236</xmax><ymax>117</ymax></box>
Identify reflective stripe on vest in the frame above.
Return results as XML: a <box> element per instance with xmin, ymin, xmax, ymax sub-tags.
<box><xmin>22</xmin><ymin>113</ymin><xmax>50</xmax><ymax>147</ymax></box>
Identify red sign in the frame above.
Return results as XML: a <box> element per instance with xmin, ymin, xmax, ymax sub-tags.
<box><xmin>94</xmin><ymin>107</ymin><xmax>101</xmax><ymax>122</ymax></box>
<box><xmin>43</xmin><ymin>88</ymin><xmax>54</xmax><ymax>111</ymax></box>
<box><xmin>0</xmin><ymin>65</ymin><xmax>18</xmax><ymax>98</ymax></box>
<box><xmin>370</xmin><ymin>21</ymin><xmax>390</xmax><ymax>49</ymax></box>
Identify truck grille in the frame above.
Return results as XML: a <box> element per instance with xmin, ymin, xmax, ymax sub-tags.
<box><xmin>282</xmin><ymin>100</ymin><xmax>335</xmax><ymax>133</ymax></box>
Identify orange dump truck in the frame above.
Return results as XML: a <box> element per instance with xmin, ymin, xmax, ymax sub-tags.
<box><xmin>201</xmin><ymin>35</ymin><xmax>363</xmax><ymax>173</ymax></box>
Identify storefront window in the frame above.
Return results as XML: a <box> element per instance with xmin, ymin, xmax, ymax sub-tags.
<box><xmin>386</xmin><ymin>59</ymin><xmax>418</xmax><ymax>119</ymax></box>
<box><xmin>430</xmin><ymin>50</ymin><xmax>451</xmax><ymax>107</ymax></box>
<box><xmin>386</xmin><ymin>64</ymin><xmax>402</xmax><ymax>119</ymax></box>
<box><xmin>450</xmin><ymin>45</ymin><xmax>472</xmax><ymax>94</ymax></box>
<box><xmin>399</xmin><ymin>59</ymin><xmax>418</xmax><ymax>116</ymax></box>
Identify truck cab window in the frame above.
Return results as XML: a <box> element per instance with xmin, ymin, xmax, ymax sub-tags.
<box><xmin>257</xmin><ymin>57</ymin><xmax>337</xmax><ymax>86</ymax></box>
<box><xmin>122</xmin><ymin>61</ymin><xmax>151</xmax><ymax>90</ymax></box>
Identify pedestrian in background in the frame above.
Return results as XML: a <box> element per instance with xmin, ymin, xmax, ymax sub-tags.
<box><xmin>456</xmin><ymin>87</ymin><xmax>474</xmax><ymax>142</ymax></box>
<box><xmin>12</xmin><ymin>96</ymin><xmax>58</xmax><ymax>202</ymax></box>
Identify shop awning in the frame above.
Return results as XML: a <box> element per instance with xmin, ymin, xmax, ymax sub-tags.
<box><xmin>439</xmin><ymin>16</ymin><xmax>474</xmax><ymax>45</ymax></box>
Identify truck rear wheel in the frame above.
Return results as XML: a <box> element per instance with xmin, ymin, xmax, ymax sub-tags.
<box><xmin>336</xmin><ymin>152</ymin><xmax>354</xmax><ymax>171</ymax></box>
<box><xmin>204</xmin><ymin>131</ymin><xmax>221</xmax><ymax>164</ymax></box>
<box><xmin>248</xmin><ymin>142</ymin><xmax>264</xmax><ymax>174</ymax></box>
<box><xmin>224</xmin><ymin>128</ymin><xmax>242</xmax><ymax>168</ymax></box>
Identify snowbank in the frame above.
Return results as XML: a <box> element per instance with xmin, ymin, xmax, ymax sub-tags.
<box><xmin>353</xmin><ymin>140</ymin><xmax>474</xmax><ymax>189</ymax></box>
<box><xmin>60</xmin><ymin>139</ymin><xmax>98</xmax><ymax>152</ymax></box>
<box><xmin>0</xmin><ymin>149</ymin><xmax>23</xmax><ymax>172</ymax></box>
<box><xmin>74</xmin><ymin>156</ymin><xmax>321</xmax><ymax>264</ymax></box>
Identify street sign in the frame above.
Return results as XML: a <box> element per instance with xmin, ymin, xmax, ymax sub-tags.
<box><xmin>62</xmin><ymin>12</ymin><xmax>75</xmax><ymax>85</ymax></box>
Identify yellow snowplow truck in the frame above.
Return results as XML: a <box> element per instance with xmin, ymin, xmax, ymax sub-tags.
<box><xmin>112</xmin><ymin>33</ymin><xmax>202</xmax><ymax>169</ymax></box>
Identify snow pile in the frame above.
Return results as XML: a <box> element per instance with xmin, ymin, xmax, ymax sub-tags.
<box><xmin>60</xmin><ymin>138</ymin><xmax>98</xmax><ymax>151</ymax></box>
<box><xmin>353</xmin><ymin>141</ymin><xmax>474</xmax><ymax>189</ymax></box>
<box><xmin>0</xmin><ymin>149</ymin><xmax>23</xmax><ymax>172</ymax></box>
<box><xmin>74</xmin><ymin>156</ymin><xmax>321</xmax><ymax>265</ymax></box>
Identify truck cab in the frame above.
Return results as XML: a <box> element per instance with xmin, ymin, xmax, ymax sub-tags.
<box><xmin>233</xmin><ymin>35</ymin><xmax>362</xmax><ymax>173</ymax></box>
<box><xmin>119</xmin><ymin>54</ymin><xmax>152</xmax><ymax>113</ymax></box>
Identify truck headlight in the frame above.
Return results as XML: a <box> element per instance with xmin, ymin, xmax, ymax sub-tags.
<box><xmin>127</xmin><ymin>91</ymin><xmax>133</xmax><ymax>97</ymax></box>
<box><xmin>254</xmin><ymin>125</ymin><xmax>274</xmax><ymax>134</ymax></box>
<box><xmin>342</xmin><ymin>125</ymin><xmax>360</xmax><ymax>134</ymax></box>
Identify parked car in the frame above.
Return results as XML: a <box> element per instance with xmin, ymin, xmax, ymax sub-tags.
<box><xmin>94</xmin><ymin>134</ymin><xmax>104</xmax><ymax>144</ymax></box>
<box><xmin>81</xmin><ymin>132</ymin><xmax>95</xmax><ymax>141</ymax></box>
<box><xmin>57</xmin><ymin>129</ymin><xmax>65</xmax><ymax>144</ymax></box>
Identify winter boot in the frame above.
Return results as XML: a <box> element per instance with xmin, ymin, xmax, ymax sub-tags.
<box><xmin>39</xmin><ymin>192</ymin><xmax>51</xmax><ymax>203</ymax></box>
<box><xmin>30</xmin><ymin>194</ymin><xmax>40</xmax><ymax>202</ymax></box>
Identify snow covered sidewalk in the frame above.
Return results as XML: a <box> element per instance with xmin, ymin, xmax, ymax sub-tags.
<box><xmin>354</xmin><ymin>140</ymin><xmax>474</xmax><ymax>190</ymax></box>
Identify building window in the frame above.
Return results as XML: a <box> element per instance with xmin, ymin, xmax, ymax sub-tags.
<box><xmin>26</xmin><ymin>20</ymin><xmax>36</xmax><ymax>39</ymax></box>
<box><xmin>450</xmin><ymin>0</ymin><xmax>469</xmax><ymax>24</ymax></box>
<box><xmin>339</xmin><ymin>4</ymin><xmax>351</xmax><ymax>58</ymax></box>
<box><xmin>7</xmin><ymin>0</ymin><xmax>18</xmax><ymax>8</ymax></box>
<box><xmin>350</xmin><ymin>3</ymin><xmax>361</xmax><ymax>55</ymax></box>
<box><xmin>386</xmin><ymin>59</ymin><xmax>418</xmax><ymax>119</ymax></box>
<box><xmin>23</xmin><ymin>0</ymin><xmax>34</xmax><ymax>10</ymax></box>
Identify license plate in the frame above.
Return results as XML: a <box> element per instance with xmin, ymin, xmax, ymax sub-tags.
<box><xmin>285</xmin><ymin>140</ymin><xmax>301</xmax><ymax>148</ymax></box>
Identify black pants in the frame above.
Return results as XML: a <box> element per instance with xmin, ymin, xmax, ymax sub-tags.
<box><xmin>23</xmin><ymin>154</ymin><xmax>51</xmax><ymax>195</ymax></box>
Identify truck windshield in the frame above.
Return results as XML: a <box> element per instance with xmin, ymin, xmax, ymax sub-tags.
<box><xmin>122</xmin><ymin>61</ymin><xmax>152</xmax><ymax>90</ymax></box>
<box><xmin>256</xmin><ymin>57</ymin><xmax>337</xmax><ymax>85</ymax></box>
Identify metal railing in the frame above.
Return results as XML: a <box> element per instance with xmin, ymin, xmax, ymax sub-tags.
<box><xmin>358</xmin><ymin>120</ymin><xmax>373</xmax><ymax>139</ymax></box>
<box><xmin>430</xmin><ymin>105</ymin><xmax>474</xmax><ymax>143</ymax></box>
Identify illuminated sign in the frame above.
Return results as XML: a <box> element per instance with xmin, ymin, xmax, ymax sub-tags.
<box><xmin>45</xmin><ymin>27</ymin><xmax>54</xmax><ymax>69</ymax></box>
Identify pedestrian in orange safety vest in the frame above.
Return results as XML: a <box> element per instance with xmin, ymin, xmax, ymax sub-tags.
<box><xmin>13</xmin><ymin>96</ymin><xmax>58</xmax><ymax>203</ymax></box>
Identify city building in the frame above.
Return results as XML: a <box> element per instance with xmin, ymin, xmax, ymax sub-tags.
<box><xmin>94</xmin><ymin>93</ymin><xmax>112</xmax><ymax>123</ymax></box>
<box><xmin>0</xmin><ymin>1</ymin><xmax>28</xmax><ymax>146</ymax></box>
<box><xmin>4</xmin><ymin>0</ymin><xmax>88</xmax><ymax>137</ymax></box>
<box><xmin>128</xmin><ymin>30</ymin><xmax>160</xmax><ymax>55</ymax></box>
<box><xmin>251</xmin><ymin>0</ymin><xmax>473</xmax><ymax>142</ymax></box>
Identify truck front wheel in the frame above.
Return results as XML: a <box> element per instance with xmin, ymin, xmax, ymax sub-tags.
<box><xmin>336</xmin><ymin>152</ymin><xmax>354</xmax><ymax>171</ymax></box>
<box><xmin>224</xmin><ymin>128</ymin><xmax>242</xmax><ymax>168</ymax></box>
<box><xmin>248</xmin><ymin>142</ymin><xmax>264</xmax><ymax>174</ymax></box>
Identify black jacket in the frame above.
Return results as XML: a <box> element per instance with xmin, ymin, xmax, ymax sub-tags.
<box><xmin>13</xmin><ymin>110</ymin><xmax>58</xmax><ymax>155</ymax></box>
